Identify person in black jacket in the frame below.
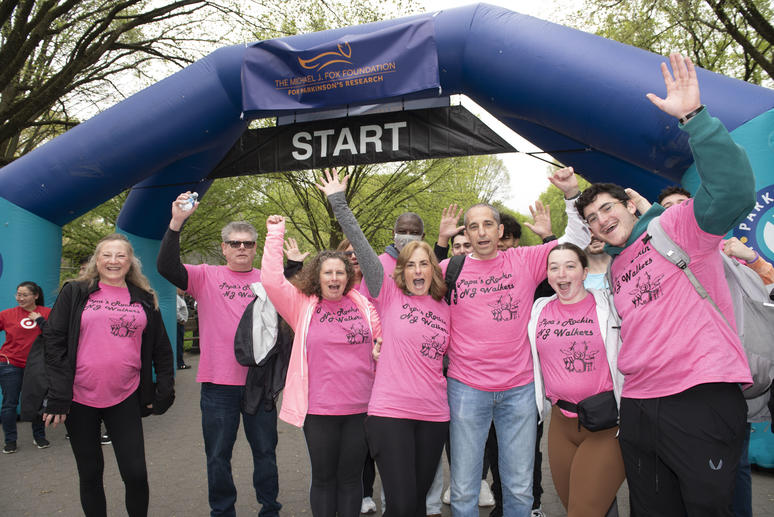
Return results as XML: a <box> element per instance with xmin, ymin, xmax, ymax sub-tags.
<box><xmin>42</xmin><ymin>233</ymin><xmax>174</xmax><ymax>517</ymax></box>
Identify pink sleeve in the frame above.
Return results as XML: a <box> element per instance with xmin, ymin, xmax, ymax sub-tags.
<box><xmin>261</xmin><ymin>220</ymin><xmax>308</xmax><ymax>325</ymax></box>
<box><xmin>661</xmin><ymin>199</ymin><xmax>722</xmax><ymax>254</ymax></box>
<box><xmin>513</xmin><ymin>241</ymin><xmax>557</xmax><ymax>284</ymax></box>
<box><xmin>184</xmin><ymin>264</ymin><xmax>205</xmax><ymax>300</ymax></box>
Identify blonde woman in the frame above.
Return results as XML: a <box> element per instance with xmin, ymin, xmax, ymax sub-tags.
<box><xmin>43</xmin><ymin>233</ymin><xmax>174</xmax><ymax>517</ymax></box>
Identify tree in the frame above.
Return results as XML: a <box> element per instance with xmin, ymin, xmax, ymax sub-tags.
<box><xmin>570</xmin><ymin>0</ymin><xmax>774</xmax><ymax>85</ymax></box>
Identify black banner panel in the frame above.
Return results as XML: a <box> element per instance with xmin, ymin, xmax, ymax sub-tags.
<box><xmin>208</xmin><ymin>105</ymin><xmax>516</xmax><ymax>179</ymax></box>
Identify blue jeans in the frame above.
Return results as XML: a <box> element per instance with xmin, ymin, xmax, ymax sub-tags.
<box><xmin>447</xmin><ymin>378</ymin><xmax>537</xmax><ymax>517</ymax></box>
<box><xmin>200</xmin><ymin>383</ymin><xmax>281</xmax><ymax>517</ymax></box>
<box><xmin>0</xmin><ymin>363</ymin><xmax>45</xmax><ymax>443</ymax></box>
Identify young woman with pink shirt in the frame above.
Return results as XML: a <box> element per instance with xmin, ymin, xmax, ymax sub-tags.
<box><xmin>527</xmin><ymin>243</ymin><xmax>625</xmax><ymax>516</ymax></box>
<box><xmin>318</xmin><ymin>170</ymin><xmax>451</xmax><ymax>517</ymax></box>
<box><xmin>42</xmin><ymin>233</ymin><xmax>174</xmax><ymax>517</ymax></box>
<box><xmin>261</xmin><ymin>215</ymin><xmax>381</xmax><ymax>517</ymax></box>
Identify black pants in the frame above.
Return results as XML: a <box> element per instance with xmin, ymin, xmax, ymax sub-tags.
<box><xmin>65</xmin><ymin>391</ymin><xmax>148</xmax><ymax>517</ymax></box>
<box><xmin>619</xmin><ymin>382</ymin><xmax>746</xmax><ymax>517</ymax></box>
<box><xmin>363</xmin><ymin>452</ymin><xmax>376</xmax><ymax>498</ymax></box>
<box><xmin>303</xmin><ymin>413</ymin><xmax>368</xmax><ymax>517</ymax></box>
<box><xmin>365</xmin><ymin>416</ymin><xmax>448</xmax><ymax>517</ymax></box>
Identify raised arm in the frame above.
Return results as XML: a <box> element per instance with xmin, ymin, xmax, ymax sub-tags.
<box><xmin>262</xmin><ymin>216</ymin><xmax>308</xmax><ymax>324</ymax></box>
<box><xmin>316</xmin><ymin>169</ymin><xmax>384</xmax><ymax>297</ymax></box>
<box><xmin>548</xmin><ymin>166</ymin><xmax>591</xmax><ymax>248</ymax></box>
<box><xmin>646</xmin><ymin>53</ymin><xmax>754</xmax><ymax>234</ymax></box>
<box><xmin>157</xmin><ymin>192</ymin><xmax>198</xmax><ymax>290</ymax></box>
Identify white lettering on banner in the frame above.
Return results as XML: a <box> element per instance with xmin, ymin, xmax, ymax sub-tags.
<box><xmin>290</xmin><ymin>121</ymin><xmax>407</xmax><ymax>161</ymax></box>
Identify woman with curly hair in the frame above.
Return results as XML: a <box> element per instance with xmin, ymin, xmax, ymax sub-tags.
<box><xmin>318</xmin><ymin>170</ymin><xmax>451</xmax><ymax>517</ymax></box>
<box><xmin>261</xmin><ymin>215</ymin><xmax>381</xmax><ymax>517</ymax></box>
<box><xmin>42</xmin><ymin>233</ymin><xmax>174</xmax><ymax>517</ymax></box>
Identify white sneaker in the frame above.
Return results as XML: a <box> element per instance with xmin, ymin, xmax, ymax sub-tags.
<box><xmin>478</xmin><ymin>479</ymin><xmax>495</xmax><ymax>507</ymax></box>
<box><xmin>442</xmin><ymin>487</ymin><xmax>451</xmax><ymax>505</ymax></box>
<box><xmin>361</xmin><ymin>496</ymin><xmax>377</xmax><ymax>514</ymax></box>
<box><xmin>531</xmin><ymin>508</ymin><xmax>547</xmax><ymax>517</ymax></box>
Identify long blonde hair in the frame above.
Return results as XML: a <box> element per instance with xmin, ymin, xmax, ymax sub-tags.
<box><xmin>77</xmin><ymin>233</ymin><xmax>158</xmax><ymax>308</ymax></box>
<box><xmin>393</xmin><ymin>241</ymin><xmax>447</xmax><ymax>301</ymax></box>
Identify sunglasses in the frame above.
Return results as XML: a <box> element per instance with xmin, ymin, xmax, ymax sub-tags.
<box><xmin>342</xmin><ymin>251</ymin><xmax>355</xmax><ymax>256</ymax></box>
<box><xmin>225</xmin><ymin>240</ymin><xmax>256</xmax><ymax>249</ymax></box>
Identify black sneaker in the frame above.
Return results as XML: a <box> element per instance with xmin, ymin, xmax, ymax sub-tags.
<box><xmin>101</xmin><ymin>434</ymin><xmax>111</xmax><ymax>445</ymax></box>
<box><xmin>2</xmin><ymin>441</ymin><xmax>17</xmax><ymax>454</ymax></box>
<box><xmin>33</xmin><ymin>438</ymin><xmax>50</xmax><ymax>449</ymax></box>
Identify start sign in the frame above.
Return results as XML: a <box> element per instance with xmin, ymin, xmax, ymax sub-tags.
<box><xmin>209</xmin><ymin>105</ymin><xmax>516</xmax><ymax>178</ymax></box>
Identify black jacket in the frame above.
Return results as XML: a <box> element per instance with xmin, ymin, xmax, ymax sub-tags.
<box><xmin>43</xmin><ymin>280</ymin><xmax>175</xmax><ymax>417</ymax></box>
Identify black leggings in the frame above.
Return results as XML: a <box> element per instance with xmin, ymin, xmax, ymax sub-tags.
<box><xmin>365</xmin><ymin>416</ymin><xmax>448</xmax><ymax>517</ymax></box>
<box><xmin>65</xmin><ymin>391</ymin><xmax>148</xmax><ymax>517</ymax></box>
<box><xmin>303</xmin><ymin>413</ymin><xmax>368</xmax><ymax>517</ymax></box>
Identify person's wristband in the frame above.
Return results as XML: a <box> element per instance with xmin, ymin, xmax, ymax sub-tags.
<box><xmin>564</xmin><ymin>192</ymin><xmax>580</xmax><ymax>201</ymax></box>
<box><xmin>679</xmin><ymin>105</ymin><xmax>705</xmax><ymax>125</ymax></box>
<box><xmin>745</xmin><ymin>251</ymin><xmax>759</xmax><ymax>265</ymax></box>
<box><xmin>542</xmin><ymin>235</ymin><xmax>557</xmax><ymax>243</ymax></box>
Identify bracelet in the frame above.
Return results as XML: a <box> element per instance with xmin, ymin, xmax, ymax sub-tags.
<box><xmin>679</xmin><ymin>105</ymin><xmax>704</xmax><ymax>125</ymax></box>
<box><xmin>564</xmin><ymin>192</ymin><xmax>581</xmax><ymax>201</ymax></box>
<box><xmin>542</xmin><ymin>235</ymin><xmax>557</xmax><ymax>243</ymax></box>
<box><xmin>745</xmin><ymin>251</ymin><xmax>759</xmax><ymax>265</ymax></box>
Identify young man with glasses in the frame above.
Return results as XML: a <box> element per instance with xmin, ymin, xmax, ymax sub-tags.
<box><xmin>157</xmin><ymin>192</ymin><xmax>282</xmax><ymax>517</ymax></box>
<box><xmin>575</xmin><ymin>53</ymin><xmax>755</xmax><ymax>516</ymax></box>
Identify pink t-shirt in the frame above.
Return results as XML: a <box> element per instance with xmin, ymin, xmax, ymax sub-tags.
<box><xmin>306</xmin><ymin>297</ymin><xmax>374</xmax><ymax>415</ymax></box>
<box><xmin>368</xmin><ymin>278</ymin><xmax>450</xmax><ymax>421</ymax></box>
<box><xmin>534</xmin><ymin>294</ymin><xmax>613</xmax><ymax>417</ymax></box>
<box><xmin>380</xmin><ymin>252</ymin><xmax>397</xmax><ymax>277</ymax></box>
<box><xmin>611</xmin><ymin>200</ymin><xmax>752</xmax><ymax>398</ymax></box>
<box><xmin>73</xmin><ymin>284</ymin><xmax>147</xmax><ymax>407</ymax></box>
<box><xmin>185</xmin><ymin>264</ymin><xmax>261</xmax><ymax>385</ymax></box>
<box><xmin>441</xmin><ymin>243</ymin><xmax>556</xmax><ymax>391</ymax></box>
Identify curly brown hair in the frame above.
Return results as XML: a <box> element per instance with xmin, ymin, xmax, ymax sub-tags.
<box><xmin>296</xmin><ymin>251</ymin><xmax>356</xmax><ymax>300</ymax></box>
<box><xmin>392</xmin><ymin>241</ymin><xmax>447</xmax><ymax>301</ymax></box>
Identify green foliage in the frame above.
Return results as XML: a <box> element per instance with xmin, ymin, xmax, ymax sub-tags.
<box><xmin>570</xmin><ymin>0</ymin><xmax>774</xmax><ymax>85</ymax></box>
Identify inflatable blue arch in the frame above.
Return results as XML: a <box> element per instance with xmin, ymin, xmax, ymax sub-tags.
<box><xmin>1</xmin><ymin>2</ymin><xmax>774</xmax><ymax>350</ymax></box>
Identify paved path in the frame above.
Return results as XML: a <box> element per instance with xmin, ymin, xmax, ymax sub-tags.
<box><xmin>4</xmin><ymin>353</ymin><xmax>774</xmax><ymax>516</ymax></box>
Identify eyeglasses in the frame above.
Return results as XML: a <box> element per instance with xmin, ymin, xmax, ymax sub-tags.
<box><xmin>585</xmin><ymin>201</ymin><xmax>624</xmax><ymax>225</ymax></box>
<box><xmin>225</xmin><ymin>240</ymin><xmax>256</xmax><ymax>249</ymax></box>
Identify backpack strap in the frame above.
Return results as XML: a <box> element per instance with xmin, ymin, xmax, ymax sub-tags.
<box><xmin>444</xmin><ymin>254</ymin><xmax>466</xmax><ymax>305</ymax></box>
<box><xmin>646</xmin><ymin>217</ymin><xmax>732</xmax><ymax>329</ymax></box>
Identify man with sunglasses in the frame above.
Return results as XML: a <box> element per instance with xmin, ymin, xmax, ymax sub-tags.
<box><xmin>158</xmin><ymin>192</ymin><xmax>282</xmax><ymax>517</ymax></box>
<box><xmin>575</xmin><ymin>54</ymin><xmax>755</xmax><ymax>516</ymax></box>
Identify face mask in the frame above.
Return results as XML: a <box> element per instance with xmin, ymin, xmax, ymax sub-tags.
<box><xmin>394</xmin><ymin>233</ymin><xmax>422</xmax><ymax>251</ymax></box>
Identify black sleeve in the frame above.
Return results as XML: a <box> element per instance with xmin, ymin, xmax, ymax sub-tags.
<box><xmin>149</xmin><ymin>309</ymin><xmax>175</xmax><ymax>415</ymax></box>
<box><xmin>34</xmin><ymin>317</ymin><xmax>46</xmax><ymax>331</ymax></box>
<box><xmin>157</xmin><ymin>228</ymin><xmax>189</xmax><ymax>290</ymax></box>
<box><xmin>434</xmin><ymin>243</ymin><xmax>449</xmax><ymax>262</ymax></box>
<box><xmin>284</xmin><ymin>259</ymin><xmax>304</xmax><ymax>279</ymax></box>
<box><xmin>42</xmin><ymin>283</ymin><xmax>76</xmax><ymax>414</ymax></box>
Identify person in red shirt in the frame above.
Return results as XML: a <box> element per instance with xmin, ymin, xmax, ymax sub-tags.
<box><xmin>0</xmin><ymin>281</ymin><xmax>51</xmax><ymax>453</ymax></box>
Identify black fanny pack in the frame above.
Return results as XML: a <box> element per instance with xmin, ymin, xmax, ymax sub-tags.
<box><xmin>556</xmin><ymin>390</ymin><xmax>618</xmax><ymax>432</ymax></box>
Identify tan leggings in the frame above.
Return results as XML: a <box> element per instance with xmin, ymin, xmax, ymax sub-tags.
<box><xmin>547</xmin><ymin>405</ymin><xmax>626</xmax><ymax>517</ymax></box>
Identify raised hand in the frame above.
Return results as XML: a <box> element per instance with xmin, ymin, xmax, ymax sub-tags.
<box><xmin>267</xmin><ymin>215</ymin><xmax>284</xmax><ymax>226</ymax></box>
<box><xmin>169</xmin><ymin>191</ymin><xmax>199</xmax><ymax>231</ymax></box>
<box><xmin>284</xmin><ymin>237</ymin><xmax>310</xmax><ymax>262</ymax></box>
<box><xmin>646</xmin><ymin>52</ymin><xmax>702</xmax><ymax>120</ymax></box>
<box><xmin>624</xmin><ymin>187</ymin><xmax>652</xmax><ymax>214</ymax></box>
<box><xmin>524</xmin><ymin>200</ymin><xmax>553</xmax><ymax>239</ymax></box>
<box><xmin>315</xmin><ymin>168</ymin><xmax>349</xmax><ymax>197</ymax></box>
<box><xmin>439</xmin><ymin>204</ymin><xmax>465</xmax><ymax>241</ymax></box>
<box><xmin>548</xmin><ymin>167</ymin><xmax>579</xmax><ymax>198</ymax></box>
